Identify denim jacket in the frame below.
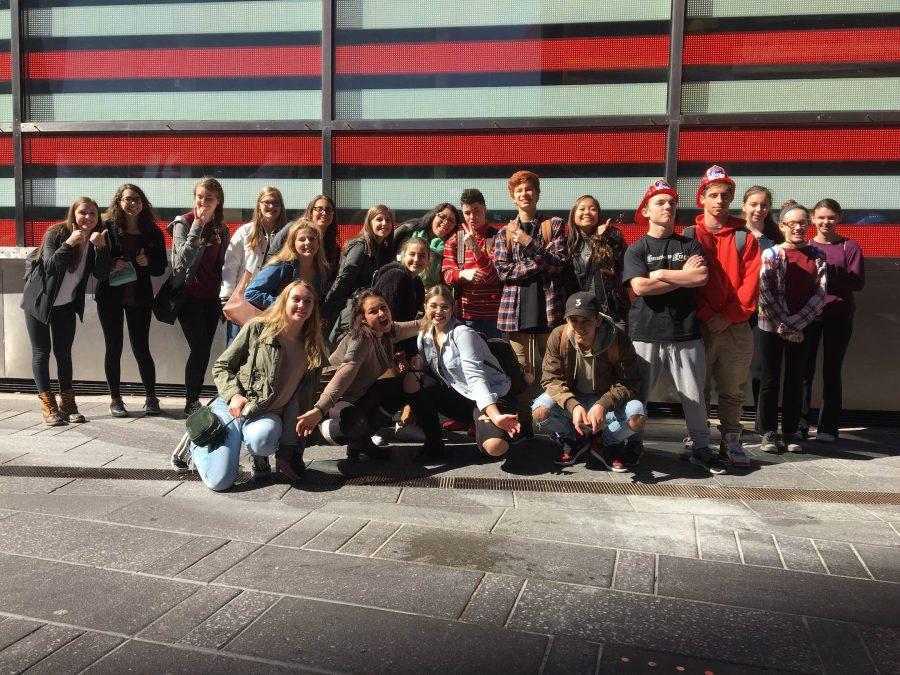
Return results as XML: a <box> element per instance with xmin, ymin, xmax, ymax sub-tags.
<box><xmin>417</xmin><ymin>318</ymin><xmax>510</xmax><ymax>411</ymax></box>
<box><xmin>244</xmin><ymin>260</ymin><xmax>326</xmax><ymax>310</ymax></box>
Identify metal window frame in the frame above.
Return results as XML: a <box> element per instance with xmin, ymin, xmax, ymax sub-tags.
<box><xmin>7</xmin><ymin>0</ymin><xmax>899</xmax><ymax>245</ymax></box>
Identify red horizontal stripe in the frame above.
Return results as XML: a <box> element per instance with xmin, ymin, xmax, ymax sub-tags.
<box><xmin>28</xmin><ymin>46</ymin><xmax>321</xmax><ymax>80</ymax></box>
<box><xmin>0</xmin><ymin>219</ymin><xmax>15</xmax><ymax>247</ymax></box>
<box><xmin>334</xmin><ymin>131</ymin><xmax>667</xmax><ymax>165</ymax></box>
<box><xmin>678</xmin><ymin>128</ymin><xmax>900</xmax><ymax>162</ymax></box>
<box><xmin>0</xmin><ymin>53</ymin><xmax>10</xmax><ymax>81</ymax></box>
<box><xmin>684</xmin><ymin>28</ymin><xmax>900</xmax><ymax>66</ymax></box>
<box><xmin>25</xmin><ymin>136</ymin><xmax>321</xmax><ymax>166</ymax></box>
<box><xmin>336</xmin><ymin>36</ymin><xmax>669</xmax><ymax>75</ymax></box>
<box><xmin>0</xmin><ymin>137</ymin><xmax>13</xmax><ymax>164</ymax></box>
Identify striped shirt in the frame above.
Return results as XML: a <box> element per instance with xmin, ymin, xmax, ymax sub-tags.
<box><xmin>441</xmin><ymin>224</ymin><xmax>501</xmax><ymax>320</ymax></box>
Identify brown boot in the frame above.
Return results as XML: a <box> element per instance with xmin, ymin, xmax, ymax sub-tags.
<box><xmin>59</xmin><ymin>389</ymin><xmax>86</xmax><ymax>423</ymax></box>
<box><xmin>275</xmin><ymin>444</ymin><xmax>306</xmax><ymax>482</ymax></box>
<box><xmin>38</xmin><ymin>391</ymin><xmax>66</xmax><ymax>427</ymax></box>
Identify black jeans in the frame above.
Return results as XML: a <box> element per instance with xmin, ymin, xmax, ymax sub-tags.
<box><xmin>97</xmin><ymin>302</ymin><xmax>156</xmax><ymax>399</ymax></box>
<box><xmin>756</xmin><ymin>326</ymin><xmax>811</xmax><ymax>436</ymax></box>
<box><xmin>801</xmin><ymin>316</ymin><xmax>853</xmax><ymax>437</ymax></box>
<box><xmin>418</xmin><ymin>375</ymin><xmax>515</xmax><ymax>454</ymax></box>
<box><xmin>24</xmin><ymin>303</ymin><xmax>77</xmax><ymax>392</ymax></box>
<box><xmin>342</xmin><ymin>377</ymin><xmax>439</xmax><ymax>443</ymax></box>
<box><xmin>177</xmin><ymin>297</ymin><xmax>221</xmax><ymax>403</ymax></box>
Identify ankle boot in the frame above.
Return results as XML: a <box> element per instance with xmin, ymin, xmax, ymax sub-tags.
<box><xmin>275</xmin><ymin>444</ymin><xmax>306</xmax><ymax>481</ymax></box>
<box><xmin>59</xmin><ymin>389</ymin><xmax>86</xmax><ymax>423</ymax></box>
<box><xmin>38</xmin><ymin>391</ymin><xmax>66</xmax><ymax>427</ymax></box>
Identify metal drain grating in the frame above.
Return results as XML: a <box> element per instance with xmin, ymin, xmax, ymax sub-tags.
<box><xmin>2</xmin><ymin>464</ymin><xmax>898</xmax><ymax>505</ymax></box>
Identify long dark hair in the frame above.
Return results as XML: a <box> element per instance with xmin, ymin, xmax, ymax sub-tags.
<box><xmin>104</xmin><ymin>183</ymin><xmax>158</xmax><ymax>239</ymax></box>
<box><xmin>566</xmin><ymin>195</ymin><xmax>616</xmax><ymax>277</ymax></box>
<box><xmin>348</xmin><ymin>288</ymin><xmax>389</xmax><ymax>339</ymax></box>
<box><xmin>416</xmin><ymin>202</ymin><xmax>460</xmax><ymax>240</ymax></box>
<box><xmin>301</xmin><ymin>194</ymin><xmax>339</xmax><ymax>269</ymax></box>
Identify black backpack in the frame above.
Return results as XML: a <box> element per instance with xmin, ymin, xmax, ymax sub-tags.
<box><xmin>485</xmin><ymin>337</ymin><xmax>528</xmax><ymax>397</ymax></box>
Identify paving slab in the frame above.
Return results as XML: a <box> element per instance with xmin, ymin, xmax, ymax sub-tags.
<box><xmin>82</xmin><ymin>639</ymin><xmax>299</xmax><ymax>674</ymax></box>
<box><xmin>101</xmin><ymin>496</ymin><xmax>308</xmax><ymax>544</ymax></box>
<box><xmin>0</xmin><ymin>511</ymin><xmax>195</xmax><ymax>572</ymax></box>
<box><xmin>280</xmin><ymin>483</ymin><xmax>402</xmax><ymax>507</ymax></box>
<box><xmin>0</xmin><ymin>618</ymin><xmax>41</xmax><ymax>651</ymax></box>
<box><xmin>805</xmin><ymin>617</ymin><xmax>877</xmax><ymax>675</ymax></box>
<box><xmin>0</xmin><ymin>493</ymin><xmax>141</xmax><ymax>519</ymax></box>
<box><xmin>24</xmin><ymin>631</ymin><xmax>124</xmax><ymax>675</ymax></box>
<box><xmin>737</xmin><ymin>530</ymin><xmax>783</xmax><ymax>568</ymax></box>
<box><xmin>0</xmin><ymin>553</ymin><xmax>196</xmax><ymax>634</ymax></box>
<box><xmin>543</xmin><ymin>636</ymin><xmax>599</xmax><ymax>674</ymax></box>
<box><xmin>612</xmin><ymin>550</ymin><xmax>657</xmax><ymax>594</ymax></box>
<box><xmin>138</xmin><ymin>586</ymin><xmax>241</xmax><ymax>643</ymax></box>
<box><xmin>775</xmin><ymin>535</ymin><xmax>829</xmax><ymax>574</ymax></box>
<box><xmin>814</xmin><ymin>540</ymin><xmax>871</xmax><ymax>578</ymax></box>
<box><xmin>696</xmin><ymin>514</ymin><xmax>900</xmax><ymax>548</ymax></box>
<box><xmin>626</xmin><ymin>495</ymin><xmax>753</xmax><ymax>516</ymax></box>
<box><xmin>857</xmin><ymin>625</ymin><xmax>900</xmax><ymax>675</ymax></box>
<box><xmin>226</xmin><ymin>595</ymin><xmax>548</xmax><ymax>673</ymax></box>
<box><xmin>377</xmin><ymin>523</ymin><xmax>616</xmax><ymax>587</ymax></box>
<box><xmin>598</xmin><ymin>643</ymin><xmax>777</xmax><ymax>674</ymax></box>
<box><xmin>180</xmin><ymin>590</ymin><xmax>278</xmax><ymax>649</ymax></box>
<box><xmin>0</xmin><ymin>477</ymin><xmax>74</xmax><ymax>494</ymax></box>
<box><xmin>214</xmin><ymin>543</ymin><xmax>482</xmax><ymax>618</ymax></box>
<box><xmin>507</xmin><ymin>578</ymin><xmax>818</xmax><ymax>673</ymax></box>
<box><xmin>176</xmin><ymin>540</ymin><xmax>262</xmax><ymax>583</ymax></box>
<box><xmin>139</xmin><ymin>535</ymin><xmax>229</xmax><ymax>577</ymax></box>
<box><xmin>745</xmin><ymin>500</ymin><xmax>878</xmax><ymax>521</ymax></box>
<box><xmin>0</xmin><ymin>623</ymin><xmax>82</xmax><ymax>673</ymax></box>
<box><xmin>317</xmin><ymin>500</ymin><xmax>506</xmax><ymax>533</ymax></box>
<box><xmin>860</xmin><ymin>504</ymin><xmax>900</xmax><ymax>523</ymax></box>
<box><xmin>494</xmin><ymin>508</ymin><xmax>698</xmax><ymax>557</ymax></box>
<box><xmin>166</xmin><ymin>479</ymin><xmax>292</xmax><ymax>502</ymax></box>
<box><xmin>268</xmin><ymin>512</ymin><xmax>338</xmax><ymax>548</ymax></box>
<box><xmin>53</xmin><ymin>478</ymin><xmax>179</xmax><ymax>497</ymax></box>
<box><xmin>459</xmin><ymin>573</ymin><xmax>522</xmax><ymax>626</ymax></box>
<box><xmin>696</xmin><ymin>518</ymin><xmax>741</xmax><ymax>563</ymax></box>
<box><xmin>335</xmin><ymin>520</ymin><xmax>400</xmax><ymax>556</ymax></box>
<box><xmin>512</xmin><ymin>491</ymin><xmax>634</xmax><ymax>512</ymax></box>
<box><xmin>400</xmin><ymin>487</ymin><xmax>514</xmax><ymax>507</ymax></box>
<box><xmin>853</xmin><ymin>543</ymin><xmax>900</xmax><ymax>582</ymax></box>
<box><xmin>303</xmin><ymin>516</ymin><xmax>368</xmax><ymax>552</ymax></box>
<box><xmin>656</xmin><ymin>555</ymin><xmax>900</xmax><ymax>628</ymax></box>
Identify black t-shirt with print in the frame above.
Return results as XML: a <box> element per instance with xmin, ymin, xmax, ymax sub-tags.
<box><xmin>622</xmin><ymin>233</ymin><xmax>705</xmax><ymax>342</ymax></box>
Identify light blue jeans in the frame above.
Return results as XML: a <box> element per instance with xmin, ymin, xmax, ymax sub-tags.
<box><xmin>532</xmin><ymin>391</ymin><xmax>645</xmax><ymax>445</ymax></box>
<box><xmin>190</xmin><ymin>396</ymin><xmax>282</xmax><ymax>491</ymax></box>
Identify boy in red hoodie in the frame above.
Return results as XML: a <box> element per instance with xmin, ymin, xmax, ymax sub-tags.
<box><xmin>687</xmin><ymin>166</ymin><xmax>761</xmax><ymax>467</ymax></box>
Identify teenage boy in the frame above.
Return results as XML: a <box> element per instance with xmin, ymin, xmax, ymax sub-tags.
<box><xmin>687</xmin><ymin>166</ymin><xmax>761</xmax><ymax>466</ymax></box>
<box><xmin>532</xmin><ymin>292</ymin><xmax>645</xmax><ymax>472</ymax></box>
<box><xmin>493</xmin><ymin>170</ymin><xmax>568</xmax><ymax>437</ymax></box>
<box><xmin>622</xmin><ymin>180</ymin><xmax>726</xmax><ymax>475</ymax></box>
<box><xmin>442</xmin><ymin>188</ymin><xmax>501</xmax><ymax>339</ymax></box>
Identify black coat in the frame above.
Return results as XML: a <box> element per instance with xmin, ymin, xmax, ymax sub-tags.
<box><xmin>94</xmin><ymin>220</ymin><xmax>167</xmax><ymax>306</ymax></box>
<box><xmin>563</xmin><ymin>226</ymin><xmax>630</xmax><ymax>325</ymax></box>
<box><xmin>373</xmin><ymin>261</ymin><xmax>425</xmax><ymax>324</ymax></box>
<box><xmin>21</xmin><ymin>226</ymin><xmax>111</xmax><ymax>324</ymax></box>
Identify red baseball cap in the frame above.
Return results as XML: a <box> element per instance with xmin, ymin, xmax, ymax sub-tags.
<box><xmin>696</xmin><ymin>165</ymin><xmax>736</xmax><ymax>207</ymax></box>
<box><xmin>635</xmin><ymin>179</ymin><xmax>679</xmax><ymax>227</ymax></box>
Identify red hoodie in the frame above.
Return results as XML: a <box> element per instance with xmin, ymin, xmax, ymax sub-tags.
<box><xmin>692</xmin><ymin>214</ymin><xmax>761</xmax><ymax>325</ymax></box>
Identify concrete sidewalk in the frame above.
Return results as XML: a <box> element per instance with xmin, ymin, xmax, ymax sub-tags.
<box><xmin>0</xmin><ymin>392</ymin><xmax>897</xmax><ymax>674</ymax></box>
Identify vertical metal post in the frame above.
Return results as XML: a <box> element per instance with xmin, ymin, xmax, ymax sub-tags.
<box><xmin>10</xmin><ymin>0</ymin><xmax>26</xmax><ymax>246</ymax></box>
<box><xmin>320</xmin><ymin>0</ymin><xmax>336</xmax><ymax>198</ymax></box>
<box><xmin>664</xmin><ymin>0</ymin><xmax>686</xmax><ymax>186</ymax></box>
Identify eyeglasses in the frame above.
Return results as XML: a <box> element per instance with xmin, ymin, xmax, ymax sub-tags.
<box><xmin>120</xmin><ymin>197</ymin><xmax>142</xmax><ymax>205</ymax></box>
<box><xmin>783</xmin><ymin>220</ymin><xmax>807</xmax><ymax>228</ymax></box>
<box><xmin>312</xmin><ymin>206</ymin><xmax>334</xmax><ymax>214</ymax></box>
<box><xmin>260</xmin><ymin>200</ymin><xmax>282</xmax><ymax>207</ymax></box>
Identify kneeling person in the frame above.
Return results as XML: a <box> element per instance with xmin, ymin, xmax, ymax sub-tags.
<box><xmin>532</xmin><ymin>292</ymin><xmax>645</xmax><ymax>472</ymax></box>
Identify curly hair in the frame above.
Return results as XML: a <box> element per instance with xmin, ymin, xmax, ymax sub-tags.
<box><xmin>103</xmin><ymin>184</ymin><xmax>158</xmax><ymax>238</ymax></box>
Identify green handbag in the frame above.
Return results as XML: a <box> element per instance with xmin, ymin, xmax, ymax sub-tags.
<box><xmin>185</xmin><ymin>405</ymin><xmax>232</xmax><ymax>447</ymax></box>
<box><xmin>107</xmin><ymin>261</ymin><xmax>137</xmax><ymax>287</ymax></box>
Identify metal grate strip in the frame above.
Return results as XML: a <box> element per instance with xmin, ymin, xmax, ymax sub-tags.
<box><xmin>2</xmin><ymin>464</ymin><xmax>898</xmax><ymax>505</ymax></box>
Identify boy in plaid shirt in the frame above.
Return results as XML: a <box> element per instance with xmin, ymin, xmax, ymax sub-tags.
<box><xmin>492</xmin><ymin>170</ymin><xmax>568</xmax><ymax>437</ymax></box>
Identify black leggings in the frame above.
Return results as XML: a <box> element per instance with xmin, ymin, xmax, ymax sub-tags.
<box><xmin>340</xmin><ymin>377</ymin><xmax>439</xmax><ymax>442</ymax></box>
<box><xmin>800</xmin><ymin>316</ymin><xmax>853</xmax><ymax>437</ymax></box>
<box><xmin>24</xmin><ymin>303</ymin><xmax>77</xmax><ymax>393</ymax></box>
<box><xmin>177</xmin><ymin>297</ymin><xmax>221</xmax><ymax>403</ymax></box>
<box><xmin>755</xmin><ymin>326</ymin><xmax>811</xmax><ymax>436</ymax></box>
<box><xmin>418</xmin><ymin>375</ymin><xmax>515</xmax><ymax>453</ymax></box>
<box><xmin>97</xmin><ymin>302</ymin><xmax>156</xmax><ymax>399</ymax></box>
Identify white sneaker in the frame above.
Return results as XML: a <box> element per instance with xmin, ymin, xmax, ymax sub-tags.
<box><xmin>371</xmin><ymin>434</ymin><xmax>387</xmax><ymax>447</ymax></box>
<box><xmin>719</xmin><ymin>432</ymin><xmax>751</xmax><ymax>467</ymax></box>
<box><xmin>816</xmin><ymin>432</ymin><xmax>836</xmax><ymax>443</ymax></box>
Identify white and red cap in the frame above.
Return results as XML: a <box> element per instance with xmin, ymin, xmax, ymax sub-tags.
<box><xmin>634</xmin><ymin>179</ymin><xmax>679</xmax><ymax>227</ymax></box>
<box><xmin>696</xmin><ymin>165</ymin><xmax>736</xmax><ymax>206</ymax></box>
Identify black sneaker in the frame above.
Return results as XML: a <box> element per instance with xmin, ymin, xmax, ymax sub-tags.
<box><xmin>109</xmin><ymin>399</ymin><xmax>128</xmax><ymax>418</ymax></box>
<box><xmin>622</xmin><ymin>437</ymin><xmax>643</xmax><ymax>467</ymax></box>
<box><xmin>510</xmin><ymin>423</ymin><xmax>534</xmax><ymax>446</ymax></box>
<box><xmin>144</xmin><ymin>397</ymin><xmax>162</xmax><ymax>416</ymax></box>
<box><xmin>184</xmin><ymin>400</ymin><xmax>201</xmax><ymax>416</ymax></box>
<box><xmin>553</xmin><ymin>434</ymin><xmax>590</xmax><ymax>467</ymax></box>
<box><xmin>171</xmin><ymin>454</ymin><xmax>191</xmax><ymax>474</ymax></box>
<box><xmin>413</xmin><ymin>439</ymin><xmax>448</xmax><ymax>463</ymax></box>
<box><xmin>347</xmin><ymin>438</ymin><xmax>390</xmax><ymax>460</ymax></box>
<box><xmin>591</xmin><ymin>441</ymin><xmax>628</xmax><ymax>473</ymax></box>
<box><xmin>251</xmin><ymin>455</ymin><xmax>272</xmax><ymax>479</ymax></box>
<box><xmin>689</xmin><ymin>446</ymin><xmax>727</xmax><ymax>475</ymax></box>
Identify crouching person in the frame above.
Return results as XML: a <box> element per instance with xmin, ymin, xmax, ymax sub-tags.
<box><xmin>193</xmin><ymin>280</ymin><xmax>326</xmax><ymax>491</ymax></box>
<box><xmin>296</xmin><ymin>289</ymin><xmax>439</xmax><ymax>460</ymax></box>
<box><xmin>415</xmin><ymin>286</ymin><xmax>521</xmax><ymax>462</ymax></box>
<box><xmin>532</xmin><ymin>292</ymin><xmax>645</xmax><ymax>472</ymax></box>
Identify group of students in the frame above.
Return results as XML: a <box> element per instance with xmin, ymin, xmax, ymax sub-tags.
<box><xmin>20</xmin><ymin>166</ymin><xmax>864</xmax><ymax>489</ymax></box>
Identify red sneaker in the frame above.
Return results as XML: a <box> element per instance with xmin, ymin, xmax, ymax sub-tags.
<box><xmin>442</xmin><ymin>420</ymin><xmax>469</xmax><ymax>432</ymax></box>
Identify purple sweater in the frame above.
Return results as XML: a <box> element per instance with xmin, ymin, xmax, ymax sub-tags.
<box><xmin>809</xmin><ymin>237</ymin><xmax>865</xmax><ymax>319</ymax></box>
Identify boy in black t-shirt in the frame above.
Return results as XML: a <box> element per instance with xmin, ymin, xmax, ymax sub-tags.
<box><xmin>622</xmin><ymin>181</ymin><xmax>726</xmax><ymax>475</ymax></box>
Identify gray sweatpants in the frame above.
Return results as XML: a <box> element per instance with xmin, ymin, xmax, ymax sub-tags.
<box><xmin>633</xmin><ymin>339</ymin><xmax>710</xmax><ymax>448</ymax></box>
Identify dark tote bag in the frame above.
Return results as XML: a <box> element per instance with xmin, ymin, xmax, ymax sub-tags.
<box><xmin>152</xmin><ymin>275</ymin><xmax>187</xmax><ymax>324</ymax></box>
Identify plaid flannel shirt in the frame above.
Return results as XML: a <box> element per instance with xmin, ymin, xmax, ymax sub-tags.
<box><xmin>492</xmin><ymin>214</ymin><xmax>568</xmax><ymax>333</ymax></box>
<box><xmin>758</xmin><ymin>244</ymin><xmax>827</xmax><ymax>337</ymax></box>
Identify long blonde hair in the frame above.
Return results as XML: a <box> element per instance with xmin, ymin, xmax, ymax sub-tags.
<box><xmin>267</xmin><ymin>218</ymin><xmax>329</xmax><ymax>274</ymax></box>
<box><xmin>360</xmin><ymin>204</ymin><xmax>394</xmax><ymax>255</ymax></box>
<box><xmin>255</xmin><ymin>280</ymin><xmax>326</xmax><ymax>369</ymax></box>
<box><xmin>420</xmin><ymin>284</ymin><xmax>455</xmax><ymax>336</ymax></box>
<box><xmin>38</xmin><ymin>196</ymin><xmax>101</xmax><ymax>272</ymax></box>
<box><xmin>247</xmin><ymin>186</ymin><xmax>288</xmax><ymax>252</ymax></box>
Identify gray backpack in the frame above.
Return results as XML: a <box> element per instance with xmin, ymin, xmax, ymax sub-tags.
<box><xmin>682</xmin><ymin>225</ymin><xmax>748</xmax><ymax>255</ymax></box>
